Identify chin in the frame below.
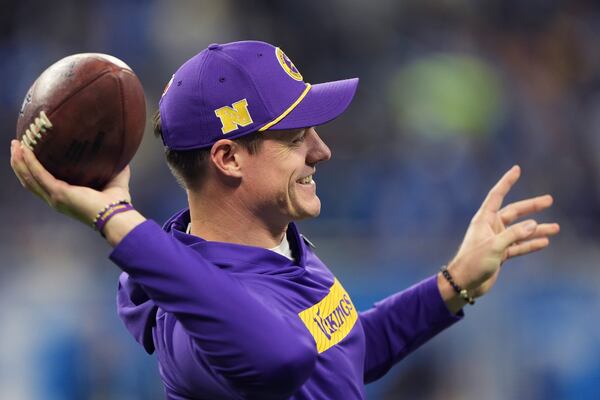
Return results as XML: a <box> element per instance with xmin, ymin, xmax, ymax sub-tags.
<box><xmin>291</xmin><ymin>199</ymin><xmax>322</xmax><ymax>221</ymax></box>
<box><xmin>286</xmin><ymin>188</ymin><xmax>322</xmax><ymax>220</ymax></box>
<box><xmin>293</xmin><ymin>211</ymin><xmax>320</xmax><ymax>222</ymax></box>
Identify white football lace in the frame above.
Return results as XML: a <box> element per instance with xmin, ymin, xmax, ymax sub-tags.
<box><xmin>21</xmin><ymin>111</ymin><xmax>53</xmax><ymax>150</ymax></box>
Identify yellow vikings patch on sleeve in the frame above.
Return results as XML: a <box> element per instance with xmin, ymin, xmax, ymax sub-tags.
<box><xmin>298</xmin><ymin>278</ymin><xmax>358</xmax><ymax>353</ymax></box>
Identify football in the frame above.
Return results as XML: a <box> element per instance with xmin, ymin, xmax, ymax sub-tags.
<box><xmin>16</xmin><ymin>53</ymin><xmax>146</xmax><ymax>189</ymax></box>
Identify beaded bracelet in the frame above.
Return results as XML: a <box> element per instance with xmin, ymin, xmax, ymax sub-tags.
<box><xmin>92</xmin><ymin>200</ymin><xmax>134</xmax><ymax>236</ymax></box>
<box><xmin>440</xmin><ymin>265</ymin><xmax>475</xmax><ymax>305</ymax></box>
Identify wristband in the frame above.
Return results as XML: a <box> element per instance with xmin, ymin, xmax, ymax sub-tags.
<box><xmin>92</xmin><ymin>200</ymin><xmax>134</xmax><ymax>237</ymax></box>
<box><xmin>440</xmin><ymin>265</ymin><xmax>475</xmax><ymax>305</ymax></box>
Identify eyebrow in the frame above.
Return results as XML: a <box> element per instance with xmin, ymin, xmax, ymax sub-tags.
<box><xmin>268</xmin><ymin>128</ymin><xmax>305</xmax><ymax>142</ymax></box>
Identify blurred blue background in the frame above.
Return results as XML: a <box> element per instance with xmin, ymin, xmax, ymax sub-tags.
<box><xmin>2</xmin><ymin>0</ymin><xmax>600</xmax><ymax>398</ymax></box>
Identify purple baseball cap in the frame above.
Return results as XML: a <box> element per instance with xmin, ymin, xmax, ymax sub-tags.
<box><xmin>159</xmin><ymin>40</ymin><xmax>359</xmax><ymax>150</ymax></box>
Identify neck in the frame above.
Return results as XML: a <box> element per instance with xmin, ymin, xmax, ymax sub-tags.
<box><xmin>186</xmin><ymin>188</ymin><xmax>287</xmax><ymax>248</ymax></box>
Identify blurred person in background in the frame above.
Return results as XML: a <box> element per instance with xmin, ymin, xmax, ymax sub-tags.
<box><xmin>10</xmin><ymin>40</ymin><xmax>559</xmax><ymax>399</ymax></box>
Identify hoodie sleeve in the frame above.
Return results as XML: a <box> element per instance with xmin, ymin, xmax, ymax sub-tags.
<box><xmin>360</xmin><ymin>275</ymin><xmax>463</xmax><ymax>383</ymax></box>
<box><xmin>110</xmin><ymin>220</ymin><xmax>317</xmax><ymax>399</ymax></box>
<box><xmin>117</xmin><ymin>272</ymin><xmax>158</xmax><ymax>354</ymax></box>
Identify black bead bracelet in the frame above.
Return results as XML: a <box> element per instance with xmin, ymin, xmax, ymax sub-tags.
<box><xmin>440</xmin><ymin>265</ymin><xmax>475</xmax><ymax>305</ymax></box>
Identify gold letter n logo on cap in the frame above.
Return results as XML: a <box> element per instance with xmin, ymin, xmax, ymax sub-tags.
<box><xmin>214</xmin><ymin>99</ymin><xmax>253</xmax><ymax>134</ymax></box>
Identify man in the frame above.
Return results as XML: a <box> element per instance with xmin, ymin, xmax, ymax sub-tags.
<box><xmin>10</xmin><ymin>40</ymin><xmax>559</xmax><ymax>399</ymax></box>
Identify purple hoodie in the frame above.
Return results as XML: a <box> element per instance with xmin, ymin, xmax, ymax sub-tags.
<box><xmin>112</xmin><ymin>209</ymin><xmax>462</xmax><ymax>399</ymax></box>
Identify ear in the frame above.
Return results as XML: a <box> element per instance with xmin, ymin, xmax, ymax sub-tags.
<box><xmin>210</xmin><ymin>139</ymin><xmax>245</xmax><ymax>178</ymax></box>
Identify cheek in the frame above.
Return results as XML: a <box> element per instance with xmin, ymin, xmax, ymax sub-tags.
<box><xmin>283</xmin><ymin>175</ymin><xmax>297</xmax><ymax>202</ymax></box>
<box><xmin>274</xmin><ymin>146</ymin><xmax>294</xmax><ymax>159</ymax></box>
<box><xmin>254</xmin><ymin>169</ymin><xmax>293</xmax><ymax>206</ymax></box>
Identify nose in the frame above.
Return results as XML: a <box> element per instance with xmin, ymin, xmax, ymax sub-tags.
<box><xmin>306</xmin><ymin>127</ymin><xmax>331</xmax><ymax>165</ymax></box>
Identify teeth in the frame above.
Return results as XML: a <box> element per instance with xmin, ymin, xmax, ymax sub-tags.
<box><xmin>298</xmin><ymin>175</ymin><xmax>313</xmax><ymax>184</ymax></box>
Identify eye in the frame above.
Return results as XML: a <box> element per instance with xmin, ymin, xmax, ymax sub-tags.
<box><xmin>292</xmin><ymin>130</ymin><xmax>306</xmax><ymax>144</ymax></box>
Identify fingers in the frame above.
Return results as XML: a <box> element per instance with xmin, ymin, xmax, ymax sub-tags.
<box><xmin>505</xmin><ymin>222</ymin><xmax>559</xmax><ymax>256</ymax></box>
<box><xmin>20</xmin><ymin>141</ymin><xmax>66</xmax><ymax>199</ymax></box>
<box><xmin>505</xmin><ymin>223</ymin><xmax>560</xmax><ymax>259</ymax></box>
<box><xmin>494</xmin><ymin>218</ymin><xmax>538</xmax><ymax>252</ymax></box>
<box><xmin>506</xmin><ymin>237</ymin><xmax>550</xmax><ymax>258</ymax></box>
<box><xmin>495</xmin><ymin>220</ymin><xmax>560</xmax><ymax>254</ymax></box>
<box><xmin>499</xmin><ymin>195</ymin><xmax>554</xmax><ymax>225</ymax></box>
<box><xmin>530</xmin><ymin>222</ymin><xmax>560</xmax><ymax>239</ymax></box>
<box><xmin>10</xmin><ymin>140</ymin><xmax>27</xmax><ymax>187</ymax></box>
<box><xmin>10</xmin><ymin>140</ymin><xmax>52</xmax><ymax>204</ymax></box>
<box><xmin>480</xmin><ymin>165</ymin><xmax>521</xmax><ymax>214</ymax></box>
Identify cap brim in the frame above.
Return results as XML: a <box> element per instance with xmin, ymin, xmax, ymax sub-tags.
<box><xmin>267</xmin><ymin>78</ymin><xmax>359</xmax><ymax>130</ymax></box>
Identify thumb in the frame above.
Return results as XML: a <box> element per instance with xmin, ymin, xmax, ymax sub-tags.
<box><xmin>495</xmin><ymin>219</ymin><xmax>537</xmax><ymax>251</ymax></box>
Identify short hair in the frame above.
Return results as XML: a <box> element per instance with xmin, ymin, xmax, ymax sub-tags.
<box><xmin>153</xmin><ymin>110</ymin><xmax>264</xmax><ymax>191</ymax></box>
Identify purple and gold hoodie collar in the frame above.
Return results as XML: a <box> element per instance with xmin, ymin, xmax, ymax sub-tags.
<box><xmin>163</xmin><ymin>208</ymin><xmax>309</xmax><ymax>272</ymax></box>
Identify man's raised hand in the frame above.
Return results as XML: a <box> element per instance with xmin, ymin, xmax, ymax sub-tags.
<box><xmin>10</xmin><ymin>139</ymin><xmax>132</xmax><ymax>227</ymax></box>
<box><xmin>445</xmin><ymin>166</ymin><xmax>560</xmax><ymax>303</ymax></box>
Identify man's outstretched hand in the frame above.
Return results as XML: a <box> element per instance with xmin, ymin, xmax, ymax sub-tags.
<box><xmin>439</xmin><ymin>166</ymin><xmax>560</xmax><ymax>313</ymax></box>
<box><xmin>10</xmin><ymin>139</ymin><xmax>145</xmax><ymax>245</ymax></box>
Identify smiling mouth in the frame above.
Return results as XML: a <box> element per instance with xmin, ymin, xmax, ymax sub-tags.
<box><xmin>297</xmin><ymin>174</ymin><xmax>314</xmax><ymax>185</ymax></box>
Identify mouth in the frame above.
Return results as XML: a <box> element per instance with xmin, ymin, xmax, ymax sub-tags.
<box><xmin>296</xmin><ymin>174</ymin><xmax>315</xmax><ymax>185</ymax></box>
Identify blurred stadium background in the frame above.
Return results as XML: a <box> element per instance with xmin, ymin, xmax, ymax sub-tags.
<box><xmin>2</xmin><ymin>0</ymin><xmax>600</xmax><ymax>398</ymax></box>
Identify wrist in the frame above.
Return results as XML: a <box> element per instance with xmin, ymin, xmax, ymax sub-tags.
<box><xmin>437</xmin><ymin>272</ymin><xmax>468</xmax><ymax>314</ymax></box>
<box><xmin>90</xmin><ymin>200</ymin><xmax>146</xmax><ymax>246</ymax></box>
<box><xmin>440</xmin><ymin>265</ymin><xmax>475</xmax><ymax>305</ymax></box>
<box><xmin>92</xmin><ymin>200</ymin><xmax>134</xmax><ymax>234</ymax></box>
<box><xmin>103</xmin><ymin>210</ymin><xmax>146</xmax><ymax>247</ymax></box>
<box><xmin>438</xmin><ymin>262</ymin><xmax>476</xmax><ymax>315</ymax></box>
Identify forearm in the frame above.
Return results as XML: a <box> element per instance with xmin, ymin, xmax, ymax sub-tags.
<box><xmin>361</xmin><ymin>275</ymin><xmax>463</xmax><ymax>383</ymax></box>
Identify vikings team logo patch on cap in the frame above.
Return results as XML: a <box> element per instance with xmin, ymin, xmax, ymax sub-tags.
<box><xmin>276</xmin><ymin>47</ymin><xmax>303</xmax><ymax>81</ymax></box>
